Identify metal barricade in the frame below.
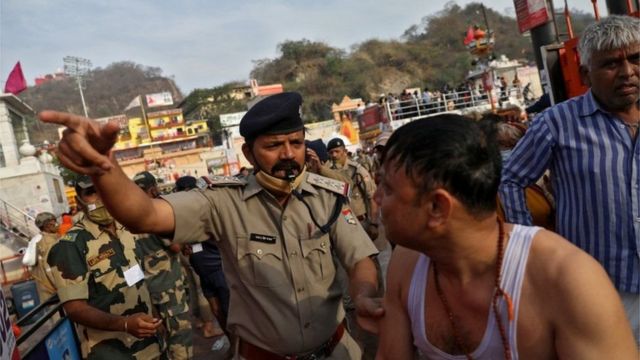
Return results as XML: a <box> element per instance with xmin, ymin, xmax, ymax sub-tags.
<box><xmin>16</xmin><ymin>294</ymin><xmax>82</xmax><ymax>360</ymax></box>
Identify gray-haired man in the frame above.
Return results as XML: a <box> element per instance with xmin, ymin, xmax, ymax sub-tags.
<box><xmin>499</xmin><ymin>15</ymin><xmax>640</xmax><ymax>342</ymax></box>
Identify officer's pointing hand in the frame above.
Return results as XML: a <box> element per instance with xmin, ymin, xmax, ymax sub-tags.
<box><xmin>354</xmin><ymin>295</ymin><xmax>384</xmax><ymax>334</ymax></box>
<box><xmin>126</xmin><ymin>313</ymin><xmax>162</xmax><ymax>338</ymax></box>
<box><xmin>39</xmin><ymin>110</ymin><xmax>119</xmax><ymax>175</ymax></box>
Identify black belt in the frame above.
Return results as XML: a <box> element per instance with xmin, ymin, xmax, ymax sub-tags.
<box><xmin>238</xmin><ymin>323</ymin><xmax>345</xmax><ymax>360</ymax></box>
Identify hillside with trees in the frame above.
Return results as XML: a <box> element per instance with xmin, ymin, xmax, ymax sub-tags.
<box><xmin>19</xmin><ymin>62</ymin><xmax>183</xmax><ymax>144</ymax></box>
<box><xmin>18</xmin><ymin>2</ymin><xmax>595</xmax><ymax>142</ymax></box>
<box><xmin>251</xmin><ymin>2</ymin><xmax>595</xmax><ymax>120</ymax></box>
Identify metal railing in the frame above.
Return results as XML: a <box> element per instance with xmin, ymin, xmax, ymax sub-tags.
<box><xmin>0</xmin><ymin>198</ymin><xmax>38</xmax><ymax>242</ymax></box>
<box><xmin>15</xmin><ymin>294</ymin><xmax>81</xmax><ymax>359</ymax></box>
<box><xmin>384</xmin><ymin>87</ymin><xmax>524</xmax><ymax>122</ymax></box>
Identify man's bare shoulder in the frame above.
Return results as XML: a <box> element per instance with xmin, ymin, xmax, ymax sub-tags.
<box><xmin>524</xmin><ymin>227</ymin><xmax>617</xmax><ymax>314</ymax></box>
<box><xmin>387</xmin><ymin>246</ymin><xmax>422</xmax><ymax>299</ymax></box>
<box><xmin>516</xmin><ymin>228</ymin><xmax>636</xmax><ymax>358</ymax></box>
<box><xmin>526</xmin><ymin>228</ymin><xmax>602</xmax><ymax>281</ymax></box>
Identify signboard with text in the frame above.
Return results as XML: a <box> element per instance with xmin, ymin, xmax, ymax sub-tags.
<box><xmin>220</xmin><ymin>111</ymin><xmax>247</xmax><ymax>128</ymax></box>
<box><xmin>514</xmin><ymin>0</ymin><xmax>550</xmax><ymax>33</ymax></box>
<box><xmin>0</xmin><ymin>292</ymin><xmax>18</xmax><ymax>360</ymax></box>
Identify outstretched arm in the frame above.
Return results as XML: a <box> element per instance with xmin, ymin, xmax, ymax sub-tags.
<box><xmin>40</xmin><ymin>111</ymin><xmax>175</xmax><ymax>235</ymax></box>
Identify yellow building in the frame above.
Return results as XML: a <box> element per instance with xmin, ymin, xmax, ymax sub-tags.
<box><xmin>100</xmin><ymin>109</ymin><xmax>218</xmax><ymax>185</ymax></box>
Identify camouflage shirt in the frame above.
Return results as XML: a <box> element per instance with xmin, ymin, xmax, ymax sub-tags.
<box><xmin>47</xmin><ymin>217</ymin><xmax>160</xmax><ymax>359</ymax></box>
<box><xmin>135</xmin><ymin>234</ymin><xmax>188</xmax><ymax>307</ymax></box>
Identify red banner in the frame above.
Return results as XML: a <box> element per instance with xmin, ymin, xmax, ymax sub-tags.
<box><xmin>358</xmin><ymin>106</ymin><xmax>382</xmax><ymax>131</ymax></box>
<box><xmin>514</xmin><ymin>0</ymin><xmax>550</xmax><ymax>33</ymax></box>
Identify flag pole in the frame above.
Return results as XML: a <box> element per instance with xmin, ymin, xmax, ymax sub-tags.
<box><xmin>140</xmin><ymin>95</ymin><xmax>151</xmax><ymax>142</ymax></box>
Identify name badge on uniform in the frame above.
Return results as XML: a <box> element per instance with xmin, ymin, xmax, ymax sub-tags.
<box><xmin>123</xmin><ymin>263</ymin><xmax>144</xmax><ymax>287</ymax></box>
<box><xmin>192</xmin><ymin>243</ymin><xmax>203</xmax><ymax>253</ymax></box>
<box><xmin>250</xmin><ymin>233</ymin><xmax>276</xmax><ymax>244</ymax></box>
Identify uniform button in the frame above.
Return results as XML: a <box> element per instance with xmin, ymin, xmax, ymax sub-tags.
<box><xmin>304</xmin><ymin>322</ymin><xmax>310</xmax><ymax>329</ymax></box>
<box><xmin>297</xmin><ymin>287</ymin><xmax>305</xmax><ymax>293</ymax></box>
<box><xmin>290</xmin><ymin>251</ymin><xmax>298</xmax><ymax>256</ymax></box>
<box><xmin>256</xmin><ymin>249</ymin><xmax>263</xmax><ymax>255</ymax></box>
<box><xmin>282</xmin><ymin>215</ymin><xmax>288</xmax><ymax>221</ymax></box>
<box><xmin>320</xmin><ymin>242</ymin><xmax>326</xmax><ymax>249</ymax></box>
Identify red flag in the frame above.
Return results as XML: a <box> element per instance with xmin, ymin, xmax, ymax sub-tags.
<box><xmin>463</xmin><ymin>26</ymin><xmax>475</xmax><ymax>45</ymax></box>
<box><xmin>4</xmin><ymin>62</ymin><xmax>27</xmax><ymax>95</ymax></box>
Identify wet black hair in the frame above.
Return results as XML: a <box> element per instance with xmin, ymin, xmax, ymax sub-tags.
<box><xmin>382</xmin><ymin>114</ymin><xmax>501</xmax><ymax>215</ymax></box>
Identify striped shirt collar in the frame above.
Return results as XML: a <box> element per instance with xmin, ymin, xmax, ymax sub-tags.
<box><xmin>578</xmin><ymin>89</ymin><xmax>604</xmax><ymax>118</ymax></box>
<box><xmin>579</xmin><ymin>88</ymin><xmax>640</xmax><ymax>118</ymax></box>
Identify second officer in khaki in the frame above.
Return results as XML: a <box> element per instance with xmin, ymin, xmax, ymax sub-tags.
<box><xmin>40</xmin><ymin>91</ymin><xmax>382</xmax><ymax>360</ymax></box>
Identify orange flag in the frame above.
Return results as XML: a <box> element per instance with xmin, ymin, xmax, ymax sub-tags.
<box><xmin>4</xmin><ymin>62</ymin><xmax>27</xmax><ymax>95</ymax></box>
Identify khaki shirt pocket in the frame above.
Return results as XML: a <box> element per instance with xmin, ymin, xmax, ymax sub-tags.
<box><xmin>300</xmin><ymin>235</ymin><xmax>334</xmax><ymax>282</ymax></box>
<box><xmin>236</xmin><ymin>236</ymin><xmax>287</xmax><ymax>287</ymax></box>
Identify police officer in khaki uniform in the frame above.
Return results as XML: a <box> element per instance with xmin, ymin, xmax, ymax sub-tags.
<box><xmin>40</xmin><ymin>91</ymin><xmax>383</xmax><ymax>360</ymax></box>
<box><xmin>31</xmin><ymin>212</ymin><xmax>59</xmax><ymax>301</ymax></box>
<box><xmin>327</xmin><ymin>137</ymin><xmax>379</xmax><ymax>238</ymax></box>
<box><xmin>47</xmin><ymin>176</ymin><xmax>161</xmax><ymax>359</ymax></box>
<box><xmin>134</xmin><ymin>171</ymin><xmax>192</xmax><ymax>360</ymax></box>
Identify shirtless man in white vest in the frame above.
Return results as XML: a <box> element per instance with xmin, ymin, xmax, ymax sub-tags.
<box><xmin>375</xmin><ymin>115</ymin><xmax>637</xmax><ymax>359</ymax></box>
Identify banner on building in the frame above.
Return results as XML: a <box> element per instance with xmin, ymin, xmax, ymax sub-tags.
<box><xmin>145</xmin><ymin>92</ymin><xmax>173</xmax><ymax>108</ymax></box>
<box><xmin>514</xmin><ymin>0</ymin><xmax>550</xmax><ymax>33</ymax></box>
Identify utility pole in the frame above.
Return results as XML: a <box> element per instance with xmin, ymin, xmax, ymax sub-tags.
<box><xmin>63</xmin><ymin>56</ymin><xmax>92</xmax><ymax>117</ymax></box>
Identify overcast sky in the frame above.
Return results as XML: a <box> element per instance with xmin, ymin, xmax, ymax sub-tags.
<box><xmin>1</xmin><ymin>0</ymin><xmax>605</xmax><ymax>94</ymax></box>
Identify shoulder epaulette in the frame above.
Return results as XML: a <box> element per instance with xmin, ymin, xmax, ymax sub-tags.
<box><xmin>59</xmin><ymin>228</ymin><xmax>83</xmax><ymax>242</ymax></box>
<box><xmin>198</xmin><ymin>175</ymin><xmax>247</xmax><ymax>190</ymax></box>
<box><xmin>306</xmin><ymin>172</ymin><xmax>351</xmax><ymax>197</ymax></box>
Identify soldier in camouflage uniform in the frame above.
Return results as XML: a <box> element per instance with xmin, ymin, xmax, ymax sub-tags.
<box><xmin>47</xmin><ymin>175</ymin><xmax>161</xmax><ymax>359</ymax></box>
<box><xmin>133</xmin><ymin>171</ymin><xmax>192</xmax><ymax>360</ymax></box>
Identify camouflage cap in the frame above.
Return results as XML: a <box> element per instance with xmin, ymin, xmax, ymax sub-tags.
<box><xmin>35</xmin><ymin>212</ymin><xmax>56</xmax><ymax>229</ymax></box>
<box><xmin>133</xmin><ymin>171</ymin><xmax>157</xmax><ymax>190</ymax></box>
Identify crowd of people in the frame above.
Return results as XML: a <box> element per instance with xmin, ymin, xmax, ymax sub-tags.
<box><xmin>378</xmin><ymin>77</ymin><xmax>524</xmax><ymax>121</ymax></box>
<box><xmin>24</xmin><ymin>14</ymin><xmax>638</xmax><ymax>359</ymax></box>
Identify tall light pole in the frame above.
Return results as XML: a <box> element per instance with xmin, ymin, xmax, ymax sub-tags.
<box><xmin>63</xmin><ymin>56</ymin><xmax>91</xmax><ymax>117</ymax></box>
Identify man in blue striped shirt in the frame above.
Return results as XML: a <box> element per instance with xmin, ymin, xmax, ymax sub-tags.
<box><xmin>500</xmin><ymin>15</ymin><xmax>640</xmax><ymax>341</ymax></box>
